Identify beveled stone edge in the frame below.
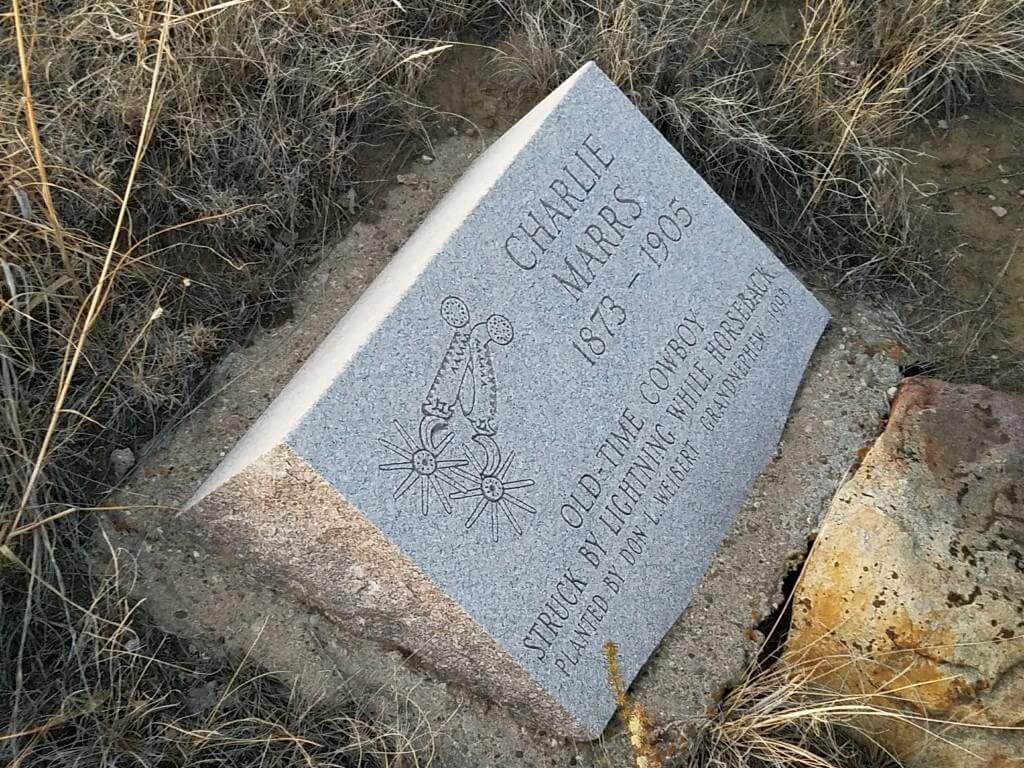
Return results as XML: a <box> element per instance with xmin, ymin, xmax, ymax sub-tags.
<box><xmin>182</xmin><ymin>442</ymin><xmax>602</xmax><ymax>739</ymax></box>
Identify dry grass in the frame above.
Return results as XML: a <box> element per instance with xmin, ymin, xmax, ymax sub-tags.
<box><xmin>1</xmin><ymin>534</ymin><xmax>431</xmax><ymax>766</ymax></box>
<box><xmin>684</xmin><ymin>654</ymin><xmax>913</xmax><ymax>768</ymax></box>
<box><xmin>2</xmin><ymin>1</ymin><xmax>461</xmax><ymax>763</ymax></box>
<box><xmin>603</xmin><ymin>622</ymin><xmax>1015</xmax><ymax>768</ymax></box>
<box><xmin>680</xmin><ymin>629</ymin><xmax>1024</xmax><ymax>768</ymax></box>
<box><xmin>499</xmin><ymin>0</ymin><xmax>1024</xmax><ymax>274</ymax></box>
<box><xmin>2</xmin><ymin>0</ymin><xmax>1024</xmax><ymax>765</ymax></box>
<box><xmin>0</xmin><ymin>0</ymin><xmax>459</xmax><ymax>527</ymax></box>
<box><xmin>497</xmin><ymin>0</ymin><xmax>1024</xmax><ymax>379</ymax></box>
<box><xmin>605</xmin><ymin>640</ymin><xmax>663</xmax><ymax>768</ymax></box>
<box><xmin>600</xmin><ymin>594</ymin><xmax>1022</xmax><ymax>768</ymax></box>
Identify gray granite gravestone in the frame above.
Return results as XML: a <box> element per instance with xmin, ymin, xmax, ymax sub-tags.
<box><xmin>186</xmin><ymin>62</ymin><xmax>829</xmax><ymax>738</ymax></box>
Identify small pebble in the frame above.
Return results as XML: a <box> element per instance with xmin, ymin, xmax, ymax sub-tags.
<box><xmin>110</xmin><ymin>447</ymin><xmax>135</xmax><ymax>479</ymax></box>
<box><xmin>396</xmin><ymin>173</ymin><xmax>419</xmax><ymax>186</ymax></box>
<box><xmin>987</xmin><ymin>194</ymin><xmax>997</xmax><ymax>201</ymax></box>
<box><xmin>420</xmin><ymin>154</ymin><xmax>434</xmax><ymax>164</ymax></box>
<box><xmin>992</xmin><ymin>206</ymin><xmax>1008</xmax><ymax>218</ymax></box>
<box><xmin>937</xmin><ymin>119</ymin><xmax>949</xmax><ymax>129</ymax></box>
<box><xmin>886</xmin><ymin>386</ymin><xmax>898</xmax><ymax>403</ymax></box>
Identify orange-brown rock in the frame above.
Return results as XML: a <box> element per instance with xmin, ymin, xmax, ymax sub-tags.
<box><xmin>787</xmin><ymin>378</ymin><xmax>1024</xmax><ymax>767</ymax></box>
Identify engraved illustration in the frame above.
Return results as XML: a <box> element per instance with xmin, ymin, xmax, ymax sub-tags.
<box><xmin>378</xmin><ymin>297</ymin><xmax>536</xmax><ymax>541</ymax></box>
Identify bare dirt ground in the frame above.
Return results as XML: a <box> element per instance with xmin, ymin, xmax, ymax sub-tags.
<box><xmin>907</xmin><ymin>82</ymin><xmax>1024</xmax><ymax>380</ymax></box>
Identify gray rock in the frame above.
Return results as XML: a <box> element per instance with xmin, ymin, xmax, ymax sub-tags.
<box><xmin>112</xmin><ymin>120</ymin><xmax>904</xmax><ymax>765</ymax></box>
<box><xmin>110</xmin><ymin>447</ymin><xmax>135</xmax><ymax>479</ymax></box>
<box><xmin>182</xmin><ymin>63</ymin><xmax>829</xmax><ymax>738</ymax></box>
<box><xmin>114</xmin><ymin>302</ymin><xmax>900</xmax><ymax>768</ymax></box>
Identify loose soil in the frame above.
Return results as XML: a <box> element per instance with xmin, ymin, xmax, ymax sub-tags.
<box><xmin>907</xmin><ymin>81</ymin><xmax>1024</xmax><ymax>382</ymax></box>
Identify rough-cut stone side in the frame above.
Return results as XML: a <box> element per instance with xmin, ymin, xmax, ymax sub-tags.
<box><xmin>187</xmin><ymin>443</ymin><xmax>585</xmax><ymax>737</ymax></box>
<box><xmin>787</xmin><ymin>378</ymin><xmax>1024</xmax><ymax>767</ymax></box>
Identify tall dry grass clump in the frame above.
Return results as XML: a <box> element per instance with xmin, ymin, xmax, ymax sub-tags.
<box><xmin>0</xmin><ymin>0</ymin><xmax>467</xmax><ymax>529</ymax></box>
<box><xmin>682</xmin><ymin>627</ymin><xmax>1024</xmax><ymax>768</ymax></box>
<box><xmin>2</xmin><ymin>1</ymin><xmax>464</xmax><ymax>763</ymax></box>
<box><xmin>1</xmin><ymin>538</ymin><xmax>430</xmax><ymax>766</ymax></box>
<box><xmin>685</xmin><ymin>652</ymin><xmax>909</xmax><ymax>768</ymax></box>
<box><xmin>498</xmin><ymin>0</ymin><xmax>1024</xmax><ymax>351</ymax></box>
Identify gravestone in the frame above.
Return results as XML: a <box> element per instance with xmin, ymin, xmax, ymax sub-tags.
<box><xmin>185</xmin><ymin>62</ymin><xmax>830</xmax><ymax>739</ymax></box>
